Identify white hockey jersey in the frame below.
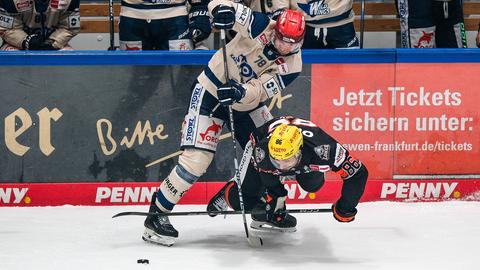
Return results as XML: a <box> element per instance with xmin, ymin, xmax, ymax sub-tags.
<box><xmin>199</xmin><ymin>0</ymin><xmax>303</xmax><ymax>112</ymax></box>
<box><xmin>290</xmin><ymin>0</ymin><xmax>354</xmax><ymax>28</ymax></box>
<box><xmin>0</xmin><ymin>0</ymin><xmax>80</xmax><ymax>49</ymax></box>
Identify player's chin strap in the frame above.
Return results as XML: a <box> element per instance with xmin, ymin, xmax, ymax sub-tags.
<box><xmin>220</xmin><ymin>29</ymin><xmax>263</xmax><ymax>247</ymax></box>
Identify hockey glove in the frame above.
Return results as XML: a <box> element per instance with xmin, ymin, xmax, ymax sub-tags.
<box><xmin>189</xmin><ymin>5</ymin><xmax>211</xmax><ymax>44</ymax></box>
<box><xmin>211</xmin><ymin>5</ymin><xmax>235</xmax><ymax>30</ymax></box>
<box><xmin>332</xmin><ymin>201</ymin><xmax>357</xmax><ymax>223</ymax></box>
<box><xmin>22</xmin><ymin>35</ymin><xmax>56</xmax><ymax>50</ymax></box>
<box><xmin>217</xmin><ymin>79</ymin><xmax>246</xmax><ymax>106</ymax></box>
<box><xmin>252</xmin><ymin>192</ymin><xmax>288</xmax><ymax>222</ymax></box>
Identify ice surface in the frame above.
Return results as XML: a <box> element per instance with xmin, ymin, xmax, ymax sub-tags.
<box><xmin>0</xmin><ymin>202</ymin><xmax>478</xmax><ymax>270</ymax></box>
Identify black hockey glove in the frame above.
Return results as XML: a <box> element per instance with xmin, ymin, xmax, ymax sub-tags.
<box><xmin>217</xmin><ymin>79</ymin><xmax>246</xmax><ymax>106</ymax></box>
<box><xmin>268</xmin><ymin>8</ymin><xmax>285</xmax><ymax>20</ymax></box>
<box><xmin>189</xmin><ymin>5</ymin><xmax>211</xmax><ymax>44</ymax></box>
<box><xmin>22</xmin><ymin>35</ymin><xmax>56</xmax><ymax>50</ymax></box>
<box><xmin>211</xmin><ymin>5</ymin><xmax>235</xmax><ymax>30</ymax></box>
<box><xmin>252</xmin><ymin>193</ymin><xmax>287</xmax><ymax>222</ymax></box>
<box><xmin>332</xmin><ymin>201</ymin><xmax>357</xmax><ymax>223</ymax></box>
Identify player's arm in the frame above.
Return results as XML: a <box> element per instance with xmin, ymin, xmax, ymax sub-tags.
<box><xmin>0</xmin><ymin>2</ymin><xmax>28</xmax><ymax>49</ymax></box>
<box><xmin>208</xmin><ymin>0</ymin><xmax>271</xmax><ymax>39</ymax></box>
<box><xmin>239</xmin><ymin>57</ymin><xmax>302</xmax><ymax>108</ymax></box>
<box><xmin>47</xmin><ymin>0</ymin><xmax>80</xmax><ymax>49</ymax></box>
<box><xmin>330</xmin><ymin>142</ymin><xmax>368</xmax><ymax>223</ymax></box>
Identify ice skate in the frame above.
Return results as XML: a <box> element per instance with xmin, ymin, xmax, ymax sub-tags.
<box><xmin>142</xmin><ymin>192</ymin><xmax>178</xmax><ymax>247</ymax></box>
<box><xmin>250</xmin><ymin>204</ymin><xmax>297</xmax><ymax>233</ymax></box>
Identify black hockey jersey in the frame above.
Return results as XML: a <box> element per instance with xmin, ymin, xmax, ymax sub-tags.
<box><xmin>247</xmin><ymin>116</ymin><xmax>368</xmax><ymax>212</ymax></box>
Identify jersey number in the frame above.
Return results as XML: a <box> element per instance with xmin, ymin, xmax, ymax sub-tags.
<box><xmin>268</xmin><ymin>118</ymin><xmax>317</xmax><ymax>137</ymax></box>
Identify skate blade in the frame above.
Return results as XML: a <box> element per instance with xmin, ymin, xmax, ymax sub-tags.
<box><xmin>250</xmin><ymin>220</ymin><xmax>297</xmax><ymax>233</ymax></box>
<box><xmin>142</xmin><ymin>228</ymin><xmax>176</xmax><ymax>247</ymax></box>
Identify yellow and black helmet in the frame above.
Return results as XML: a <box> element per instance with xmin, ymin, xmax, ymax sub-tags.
<box><xmin>268</xmin><ymin>124</ymin><xmax>303</xmax><ymax>160</ymax></box>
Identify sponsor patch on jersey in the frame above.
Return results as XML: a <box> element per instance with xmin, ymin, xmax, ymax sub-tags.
<box><xmin>68</xmin><ymin>15</ymin><xmax>80</xmax><ymax>28</ymax></box>
<box><xmin>262</xmin><ymin>78</ymin><xmax>280</xmax><ymax>98</ymax></box>
<box><xmin>195</xmin><ymin>116</ymin><xmax>223</xmax><ymax>151</ymax></box>
<box><xmin>275</xmin><ymin>58</ymin><xmax>289</xmax><ymax>75</ymax></box>
<box><xmin>254</xmin><ymin>147</ymin><xmax>265</xmax><ymax>163</ymax></box>
<box><xmin>308</xmin><ymin>164</ymin><xmax>331</xmax><ymax>172</ymax></box>
<box><xmin>189</xmin><ymin>84</ymin><xmax>203</xmax><ymax>113</ymax></box>
<box><xmin>334</xmin><ymin>143</ymin><xmax>347</xmax><ymax>167</ymax></box>
<box><xmin>256</xmin><ymin>33</ymin><xmax>269</xmax><ymax>45</ymax></box>
<box><xmin>183</xmin><ymin>114</ymin><xmax>197</xmax><ymax>145</ymax></box>
<box><xmin>50</xmin><ymin>0</ymin><xmax>69</xmax><ymax>10</ymax></box>
<box><xmin>0</xmin><ymin>14</ymin><xmax>14</xmax><ymax>29</ymax></box>
<box><xmin>314</xmin><ymin>145</ymin><xmax>330</xmax><ymax>160</ymax></box>
<box><xmin>235</xmin><ymin>3</ymin><xmax>250</xmax><ymax>26</ymax></box>
<box><xmin>16</xmin><ymin>0</ymin><xmax>32</xmax><ymax>11</ymax></box>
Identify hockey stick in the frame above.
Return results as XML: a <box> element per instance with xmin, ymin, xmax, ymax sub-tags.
<box><xmin>107</xmin><ymin>0</ymin><xmax>116</xmax><ymax>50</ymax></box>
<box><xmin>112</xmin><ymin>208</ymin><xmax>333</xmax><ymax>218</ymax></box>
<box><xmin>220</xmin><ymin>29</ymin><xmax>263</xmax><ymax>247</ymax></box>
<box><xmin>359</xmin><ymin>0</ymin><xmax>365</xmax><ymax>49</ymax></box>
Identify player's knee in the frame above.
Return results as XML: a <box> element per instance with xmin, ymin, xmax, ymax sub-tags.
<box><xmin>178</xmin><ymin>148</ymin><xmax>214</xmax><ymax>177</ymax></box>
<box><xmin>156</xmin><ymin>164</ymin><xmax>197</xmax><ymax>212</ymax></box>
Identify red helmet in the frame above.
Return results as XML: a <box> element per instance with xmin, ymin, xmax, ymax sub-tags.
<box><xmin>275</xmin><ymin>10</ymin><xmax>306</xmax><ymax>44</ymax></box>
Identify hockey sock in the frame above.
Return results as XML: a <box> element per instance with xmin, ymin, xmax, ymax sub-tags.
<box><xmin>155</xmin><ymin>165</ymin><xmax>199</xmax><ymax>212</ymax></box>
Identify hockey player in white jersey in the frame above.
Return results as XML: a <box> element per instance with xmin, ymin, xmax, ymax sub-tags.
<box><xmin>119</xmin><ymin>0</ymin><xmax>212</xmax><ymax>50</ymax></box>
<box><xmin>142</xmin><ymin>0</ymin><xmax>306</xmax><ymax>246</ymax></box>
<box><xmin>0</xmin><ymin>0</ymin><xmax>80</xmax><ymax>50</ymax></box>
<box><xmin>255</xmin><ymin>0</ymin><xmax>359</xmax><ymax>49</ymax></box>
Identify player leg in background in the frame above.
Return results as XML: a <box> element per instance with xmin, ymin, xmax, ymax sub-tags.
<box><xmin>302</xmin><ymin>25</ymin><xmax>328</xmax><ymax>49</ymax></box>
<box><xmin>396</xmin><ymin>0</ymin><xmax>436</xmax><ymax>48</ymax></box>
<box><xmin>119</xmin><ymin>16</ymin><xmax>153</xmax><ymax>50</ymax></box>
<box><xmin>433</xmin><ymin>0</ymin><xmax>467</xmax><ymax>48</ymax></box>
<box><xmin>149</xmin><ymin>15</ymin><xmax>192</xmax><ymax>50</ymax></box>
<box><xmin>323</xmin><ymin>23</ymin><xmax>359</xmax><ymax>49</ymax></box>
<box><xmin>302</xmin><ymin>22</ymin><xmax>359</xmax><ymax>49</ymax></box>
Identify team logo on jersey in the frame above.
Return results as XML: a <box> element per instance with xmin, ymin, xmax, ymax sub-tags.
<box><xmin>314</xmin><ymin>145</ymin><xmax>330</xmax><ymax>160</ymax></box>
<box><xmin>297</xmin><ymin>0</ymin><xmax>330</xmax><ymax>16</ymax></box>
<box><xmin>254</xmin><ymin>147</ymin><xmax>265</xmax><ymax>163</ymax></box>
<box><xmin>231</xmin><ymin>54</ymin><xmax>257</xmax><ymax>83</ymax></box>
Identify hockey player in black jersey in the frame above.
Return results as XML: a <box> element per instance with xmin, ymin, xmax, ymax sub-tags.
<box><xmin>207</xmin><ymin>116</ymin><xmax>368</xmax><ymax>232</ymax></box>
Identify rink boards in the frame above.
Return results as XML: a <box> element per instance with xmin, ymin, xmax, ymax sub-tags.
<box><xmin>0</xmin><ymin>49</ymin><xmax>479</xmax><ymax>206</ymax></box>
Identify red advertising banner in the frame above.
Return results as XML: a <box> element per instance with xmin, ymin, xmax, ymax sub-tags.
<box><xmin>1</xmin><ymin>180</ymin><xmax>479</xmax><ymax>207</ymax></box>
<box><xmin>311</xmin><ymin>63</ymin><xmax>480</xmax><ymax>180</ymax></box>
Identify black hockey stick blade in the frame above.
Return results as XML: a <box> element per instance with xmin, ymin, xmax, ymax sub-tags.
<box><xmin>112</xmin><ymin>208</ymin><xmax>332</xmax><ymax>218</ymax></box>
